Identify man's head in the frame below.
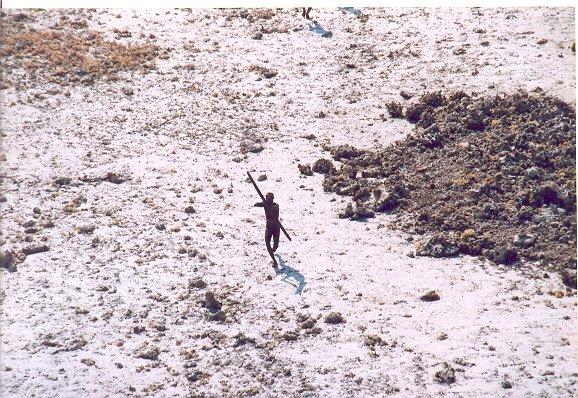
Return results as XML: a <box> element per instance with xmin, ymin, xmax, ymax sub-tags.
<box><xmin>265</xmin><ymin>192</ymin><xmax>274</xmax><ymax>203</ymax></box>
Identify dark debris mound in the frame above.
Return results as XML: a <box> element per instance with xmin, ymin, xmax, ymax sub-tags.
<box><xmin>315</xmin><ymin>90</ymin><xmax>576</xmax><ymax>276</ymax></box>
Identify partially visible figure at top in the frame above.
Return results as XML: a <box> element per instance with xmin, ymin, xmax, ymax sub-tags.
<box><xmin>254</xmin><ymin>192</ymin><xmax>281</xmax><ymax>268</ymax></box>
<box><xmin>302</xmin><ymin>7</ymin><xmax>312</xmax><ymax>20</ymax></box>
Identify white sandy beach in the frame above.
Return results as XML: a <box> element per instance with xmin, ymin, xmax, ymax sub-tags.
<box><xmin>0</xmin><ymin>7</ymin><xmax>576</xmax><ymax>397</ymax></box>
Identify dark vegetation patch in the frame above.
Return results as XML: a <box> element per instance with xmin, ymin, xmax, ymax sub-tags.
<box><xmin>315</xmin><ymin>90</ymin><xmax>576</xmax><ymax>278</ymax></box>
<box><xmin>1</xmin><ymin>11</ymin><xmax>161</xmax><ymax>88</ymax></box>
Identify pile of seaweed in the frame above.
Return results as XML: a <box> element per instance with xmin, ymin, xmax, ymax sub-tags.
<box><xmin>312</xmin><ymin>90</ymin><xmax>576</xmax><ymax>286</ymax></box>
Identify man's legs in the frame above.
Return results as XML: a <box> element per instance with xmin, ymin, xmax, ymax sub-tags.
<box><xmin>271</xmin><ymin>227</ymin><xmax>280</xmax><ymax>253</ymax></box>
<box><xmin>265</xmin><ymin>227</ymin><xmax>277</xmax><ymax>266</ymax></box>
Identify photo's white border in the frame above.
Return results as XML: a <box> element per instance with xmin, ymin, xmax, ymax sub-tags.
<box><xmin>2</xmin><ymin>0</ymin><xmax>576</xmax><ymax>8</ymax></box>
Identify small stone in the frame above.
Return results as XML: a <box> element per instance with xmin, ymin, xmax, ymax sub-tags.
<box><xmin>298</xmin><ymin>164</ymin><xmax>313</xmax><ymax>176</ymax></box>
<box><xmin>81</xmin><ymin>358</ymin><xmax>95</xmax><ymax>366</ymax></box>
<box><xmin>255</xmin><ymin>66</ymin><xmax>277</xmax><ymax>78</ymax></box>
<box><xmin>247</xmin><ymin>143</ymin><xmax>264</xmax><ymax>153</ymax></box>
<box><xmin>400</xmin><ymin>91</ymin><xmax>414</xmax><ymax>100</ymax></box>
<box><xmin>353</xmin><ymin>206</ymin><xmax>374</xmax><ymax>219</ymax></box>
<box><xmin>283</xmin><ymin>331</ymin><xmax>299</xmax><ymax>341</ymax></box>
<box><xmin>501</xmin><ymin>380</ymin><xmax>512</xmax><ymax>389</ymax></box>
<box><xmin>257</xmin><ymin>174</ymin><xmax>267</xmax><ymax>182</ymax></box>
<box><xmin>189</xmin><ymin>277</ymin><xmax>207</xmax><ymax>289</ymax></box>
<box><xmin>525</xmin><ymin>166</ymin><xmax>542</xmax><ymax>179</ymax></box>
<box><xmin>149</xmin><ymin>319</ymin><xmax>167</xmax><ymax>332</ymax></box>
<box><xmin>304</xmin><ymin>327</ymin><xmax>322</xmax><ymax>336</ymax></box>
<box><xmin>185</xmin><ymin>369</ymin><xmax>206</xmax><ymax>382</ymax></box>
<box><xmin>434</xmin><ymin>362</ymin><xmax>456</xmax><ymax>384</ymax></box>
<box><xmin>312</xmin><ymin>159</ymin><xmax>336</xmax><ymax>175</ymax></box>
<box><xmin>208</xmin><ymin>310</ymin><xmax>226</xmax><ymax>322</ymax></box>
<box><xmin>122</xmin><ymin>87</ymin><xmax>134</xmax><ymax>96</ymax></box>
<box><xmin>135</xmin><ymin>342</ymin><xmax>160</xmax><ymax>360</ymax></box>
<box><xmin>324</xmin><ymin>312</ymin><xmax>345</xmax><ymax>324</ymax></box>
<box><xmin>299</xmin><ymin>317</ymin><xmax>317</xmax><ymax>329</ymax></box>
<box><xmin>133</xmin><ymin>325</ymin><xmax>146</xmax><ymax>334</ymax></box>
<box><xmin>374</xmin><ymin>192</ymin><xmax>399</xmax><ymax>212</ymax></box>
<box><xmin>232</xmin><ymin>333</ymin><xmax>256</xmax><ymax>347</ymax></box>
<box><xmin>105</xmin><ymin>172</ymin><xmax>125</xmax><ymax>184</ymax></box>
<box><xmin>364</xmin><ymin>334</ymin><xmax>385</xmax><ymax>347</ymax></box>
<box><xmin>0</xmin><ymin>251</ymin><xmax>16</xmax><ymax>272</ymax></box>
<box><xmin>338</xmin><ymin>203</ymin><xmax>355</xmax><ymax>219</ymax></box>
<box><xmin>420</xmin><ymin>291</ymin><xmax>440</xmax><ymax>302</ymax></box>
<box><xmin>185</xmin><ymin>206</ymin><xmax>195</xmax><ymax>214</ymax></box>
<box><xmin>416</xmin><ymin>235</ymin><xmax>459</xmax><ymax>258</ymax></box>
<box><xmin>385</xmin><ymin>101</ymin><xmax>404</xmax><ymax>118</ymax></box>
<box><xmin>204</xmin><ymin>292</ymin><xmax>221</xmax><ymax>312</ymax></box>
<box><xmin>22</xmin><ymin>245</ymin><xmax>49</xmax><ymax>256</ymax></box>
<box><xmin>561</xmin><ymin>269</ymin><xmax>577</xmax><ymax>289</ymax></box>
<box><xmin>43</xmin><ymin>220</ymin><xmax>55</xmax><ymax>228</ymax></box>
<box><xmin>490</xmin><ymin>246</ymin><xmax>518</xmax><ymax>265</ymax></box>
<box><xmin>77</xmin><ymin>225</ymin><xmax>95</xmax><ymax>234</ymax></box>
<box><xmin>54</xmin><ymin>177</ymin><xmax>72</xmax><ymax>186</ymax></box>
<box><xmin>513</xmin><ymin>233</ymin><xmax>535</xmax><ymax>248</ymax></box>
<box><xmin>252</xmin><ymin>32</ymin><xmax>263</xmax><ymax>40</ymax></box>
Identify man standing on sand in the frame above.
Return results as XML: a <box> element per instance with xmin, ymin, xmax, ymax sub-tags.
<box><xmin>254</xmin><ymin>192</ymin><xmax>281</xmax><ymax>268</ymax></box>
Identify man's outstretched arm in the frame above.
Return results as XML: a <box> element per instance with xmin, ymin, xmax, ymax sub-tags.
<box><xmin>254</xmin><ymin>202</ymin><xmax>264</xmax><ymax>207</ymax></box>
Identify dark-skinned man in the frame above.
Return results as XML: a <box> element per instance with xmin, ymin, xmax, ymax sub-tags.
<box><xmin>254</xmin><ymin>192</ymin><xmax>281</xmax><ymax>268</ymax></box>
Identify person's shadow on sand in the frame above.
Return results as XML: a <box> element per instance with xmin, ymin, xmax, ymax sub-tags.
<box><xmin>275</xmin><ymin>255</ymin><xmax>306</xmax><ymax>294</ymax></box>
<box><xmin>308</xmin><ymin>21</ymin><xmax>332</xmax><ymax>38</ymax></box>
<box><xmin>338</xmin><ymin>7</ymin><xmax>362</xmax><ymax>16</ymax></box>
